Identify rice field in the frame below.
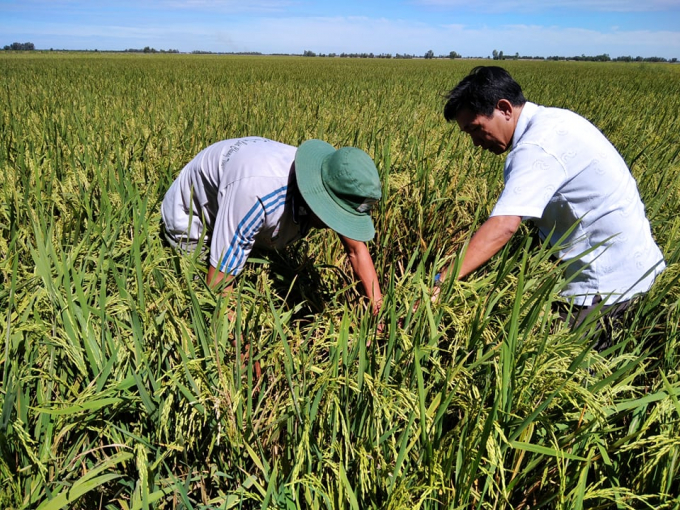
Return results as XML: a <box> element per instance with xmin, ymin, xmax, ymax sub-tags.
<box><xmin>1</xmin><ymin>52</ymin><xmax>679</xmax><ymax>509</ymax></box>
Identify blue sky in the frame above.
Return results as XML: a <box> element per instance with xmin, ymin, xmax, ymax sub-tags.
<box><xmin>2</xmin><ymin>0</ymin><xmax>680</xmax><ymax>58</ymax></box>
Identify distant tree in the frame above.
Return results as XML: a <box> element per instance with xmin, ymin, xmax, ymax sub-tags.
<box><xmin>492</xmin><ymin>49</ymin><xmax>499</xmax><ymax>60</ymax></box>
<box><xmin>424</xmin><ymin>49</ymin><xmax>435</xmax><ymax>59</ymax></box>
<box><xmin>4</xmin><ymin>42</ymin><xmax>35</xmax><ymax>51</ymax></box>
<box><xmin>303</xmin><ymin>50</ymin><xmax>316</xmax><ymax>57</ymax></box>
<box><xmin>449</xmin><ymin>50</ymin><xmax>461</xmax><ymax>59</ymax></box>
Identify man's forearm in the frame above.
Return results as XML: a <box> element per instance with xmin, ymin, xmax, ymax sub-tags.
<box><xmin>444</xmin><ymin>215</ymin><xmax>521</xmax><ymax>280</ymax></box>
<box><xmin>207</xmin><ymin>265</ymin><xmax>235</xmax><ymax>295</ymax></box>
<box><xmin>340</xmin><ymin>237</ymin><xmax>383</xmax><ymax>314</ymax></box>
<box><xmin>353</xmin><ymin>255</ymin><xmax>382</xmax><ymax>313</ymax></box>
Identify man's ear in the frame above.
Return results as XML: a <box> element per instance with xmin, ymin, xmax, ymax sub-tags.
<box><xmin>496</xmin><ymin>99</ymin><xmax>514</xmax><ymax>119</ymax></box>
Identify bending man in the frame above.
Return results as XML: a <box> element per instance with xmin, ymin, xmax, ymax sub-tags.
<box><xmin>437</xmin><ymin>66</ymin><xmax>665</xmax><ymax>344</ymax></box>
<box><xmin>161</xmin><ymin>137</ymin><xmax>382</xmax><ymax>314</ymax></box>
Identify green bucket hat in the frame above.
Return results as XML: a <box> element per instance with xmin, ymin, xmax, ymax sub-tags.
<box><xmin>294</xmin><ymin>139</ymin><xmax>381</xmax><ymax>242</ymax></box>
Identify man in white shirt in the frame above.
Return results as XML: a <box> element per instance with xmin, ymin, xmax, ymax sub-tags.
<box><xmin>436</xmin><ymin>66</ymin><xmax>665</xmax><ymax>345</ymax></box>
<box><xmin>161</xmin><ymin>137</ymin><xmax>383</xmax><ymax>315</ymax></box>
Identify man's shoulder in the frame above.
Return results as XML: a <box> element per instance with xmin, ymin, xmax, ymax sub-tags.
<box><xmin>217</xmin><ymin>137</ymin><xmax>296</xmax><ymax>182</ymax></box>
<box><xmin>208</xmin><ymin>137</ymin><xmax>293</xmax><ymax>163</ymax></box>
<box><xmin>525</xmin><ymin>104</ymin><xmax>584</xmax><ymax>127</ymax></box>
<box><xmin>226</xmin><ymin>136</ymin><xmax>294</xmax><ymax>159</ymax></box>
<box><xmin>518</xmin><ymin>104</ymin><xmax>598</xmax><ymax>147</ymax></box>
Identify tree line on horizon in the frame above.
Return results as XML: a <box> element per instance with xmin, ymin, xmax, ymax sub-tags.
<box><xmin>3</xmin><ymin>41</ymin><xmax>677</xmax><ymax>63</ymax></box>
<box><xmin>491</xmin><ymin>48</ymin><xmax>677</xmax><ymax>63</ymax></box>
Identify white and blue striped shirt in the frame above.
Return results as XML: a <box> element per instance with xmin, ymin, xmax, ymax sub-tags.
<box><xmin>161</xmin><ymin>137</ymin><xmax>307</xmax><ymax>276</ymax></box>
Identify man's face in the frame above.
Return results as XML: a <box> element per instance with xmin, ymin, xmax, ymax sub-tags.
<box><xmin>455</xmin><ymin>107</ymin><xmax>514</xmax><ymax>155</ymax></box>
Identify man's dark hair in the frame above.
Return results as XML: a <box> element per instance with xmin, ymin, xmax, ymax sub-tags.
<box><xmin>443</xmin><ymin>66</ymin><xmax>526</xmax><ymax>122</ymax></box>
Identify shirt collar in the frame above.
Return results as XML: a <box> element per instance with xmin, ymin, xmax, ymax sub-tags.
<box><xmin>512</xmin><ymin>101</ymin><xmax>539</xmax><ymax>149</ymax></box>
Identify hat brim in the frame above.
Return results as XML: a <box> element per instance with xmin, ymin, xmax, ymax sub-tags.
<box><xmin>295</xmin><ymin>140</ymin><xmax>376</xmax><ymax>242</ymax></box>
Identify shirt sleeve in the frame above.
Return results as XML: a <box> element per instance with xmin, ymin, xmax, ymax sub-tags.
<box><xmin>490</xmin><ymin>143</ymin><xmax>568</xmax><ymax>220</ymax></box>
<box><xmin>210</xmin><ymin>181</ymin><xmax>266</xmax><ymax>276</ymax></box>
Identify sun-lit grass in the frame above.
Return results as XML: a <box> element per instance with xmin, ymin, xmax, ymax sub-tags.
<box><xmin>1</xmin><ymin>53</ymin><xmax>679</xmax><ymax>509</ymax></box>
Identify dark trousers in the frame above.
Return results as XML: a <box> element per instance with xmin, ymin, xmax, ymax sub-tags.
<box><xmin>556</xmin><ymin>295</ymin><xmax>634</xmax><ymax>352</ymax></box>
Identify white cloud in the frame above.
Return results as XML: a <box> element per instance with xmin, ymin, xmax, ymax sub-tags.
<box><xmin>2</xmin><ymin>3</ymin><xmax>679</xmax><ymax>58</ymax></box>
<box><xmin>1</xmin><ymin>0</ymin><xmax>299</xmax><ymax>14</ymax></box>
<box><xmin>222</xmin><ymin>15</ymin><xmax>680</xmax><ymax>58</ymax></box>
<box><xmin>413</xmin><ymin>0</ymin><xmax>680</xmax><ymax>13</ymax></box>
<box><xmin>160</xmin><ymin>0</ymin><xmax>299</xmax><ymax>13</ymax></box>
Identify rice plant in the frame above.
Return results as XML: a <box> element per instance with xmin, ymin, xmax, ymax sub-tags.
<box><xmin>1</xmin><ymin>53</ymin><xmax>679</xmax><ymax>509</ymax></box>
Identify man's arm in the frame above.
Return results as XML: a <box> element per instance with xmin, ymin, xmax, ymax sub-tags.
<box><xmin>207</xmin><ymin>265</ymin><xmax>235</xmax><ymax>295</ymax></box>
<box><xmin>442</xmin><ymin>215</ymin><xmax>522</xmax><ymax>281</ymax></box>
<box><xmin>339</xmin><ymin>236</ymin><xmax>383</xmax><ymax>315</ymax></box>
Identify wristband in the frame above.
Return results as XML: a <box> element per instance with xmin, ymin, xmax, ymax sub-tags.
<box><xmin>434</xmin><ymin>273</ymin><xmax>443</xmax><ymax>288</ymax></box>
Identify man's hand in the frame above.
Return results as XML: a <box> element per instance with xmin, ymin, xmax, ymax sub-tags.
<box><xmin>431</xmin><ymin>274</ymin><xmax>443</xmax><ymax>303</ymax></box>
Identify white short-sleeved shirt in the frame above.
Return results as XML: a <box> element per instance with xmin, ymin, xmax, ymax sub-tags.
<box><xmin>161</xmin><ymin>137</ymin><xmax>307</xmax><ymax>276</ymax></box>
<box><xmin>490</xmin><ymin>102</ymin><xmax>665</xmax><ymax>306</ymax></box>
